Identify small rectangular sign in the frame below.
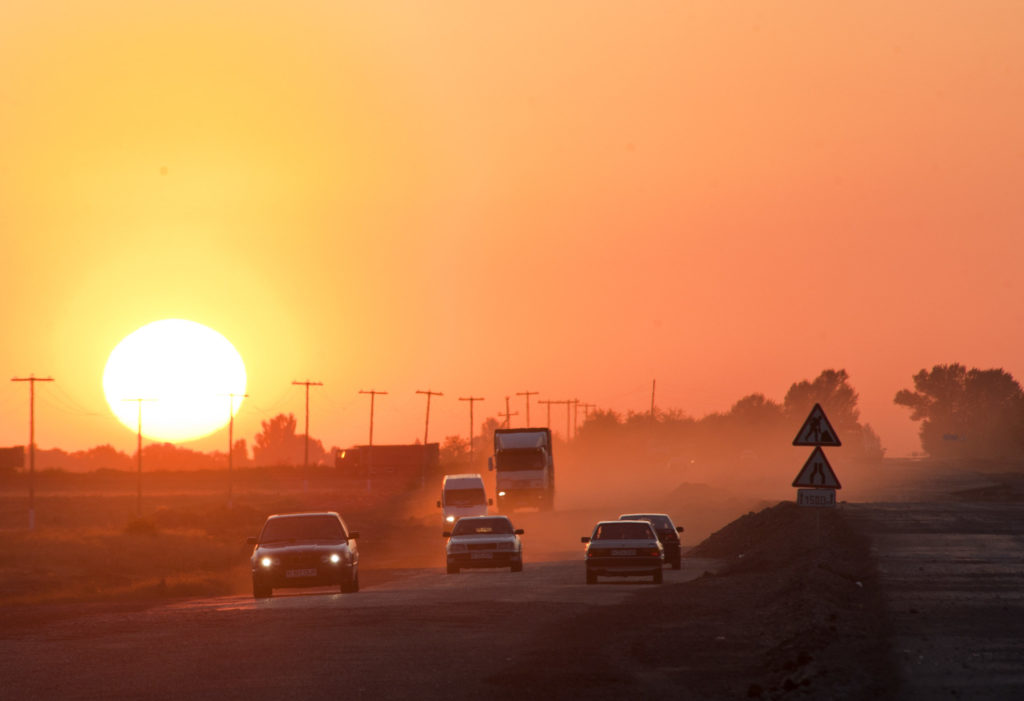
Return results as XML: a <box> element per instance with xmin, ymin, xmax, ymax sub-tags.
<box><xmin>797</xmin><ymin>489</ymin><xmax>836</xmax><ymax>507</ymax></box>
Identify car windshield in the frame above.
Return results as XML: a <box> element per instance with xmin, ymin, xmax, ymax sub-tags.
<box><xmin>445</xmin><ymin>488</ymin><xmax>487</xmax><ymax>507</ymax></box>
<box><xmin>594</xmin><ymin>522</ymin><xmax>653</xmax><ymax>540</ymax></box>
<box><xmin>622</xmin><ymin>514</ymin><xmax>674</xmax><ymax>531</ymax></box>
<box><xmin>260</xmin><ymin>515</ymin><xmax>346</xmax><ymax>543</ymax></box>
<box><xmin>452</xmin><ymin>518</ymin><xmax>513</xmax><ymax>536</ymax></box>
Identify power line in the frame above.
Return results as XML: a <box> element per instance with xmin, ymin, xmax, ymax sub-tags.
<box><xmin>415</xmin><ymin>390</ymin><xmax>443</xmax><ymax>446</ymax></box>
<box><xmin>458</xmin><ymin>396</ymin><xmax>484</xmax><ymax>466</ymax></box>
<box><xmin>538</xmin><ymin>399</ymin><xmax>558</xmax><ymax>429</ymax></box>
<box><xmin>120</xmin><ymin>397</ymin><xmax>154</xmax><ymax>515</ymax></box>
<box><xmin>515</xmin><ymin>390</ymin><xmax>539</xmax><ymax>426</ymax></box>
<box><xmin>415</xmin><ymin>389</ymin><xmax>443</xmax><ymax>489</ymax></box>
<box><xmin>11</xmin><ymin>375</ymin><xmax>54</xmax><ymax>530</ymax></box>
<box><xmin>359</xmin><ymin>389</ymin><xmax>387</xmax><ymax>492</ymax></box>
<box><xmin>223</xmin><ymin>392</ymin><xmax>249</xmax><ymax>508</ymax></box>
<box><xmin>293</xmin><ymin>380</ymin><xmax>323</xmax><ymax>488</ymax></box>
<box><xmin>499</xmin><ymin>396</ymin><xmax>518</xmax><ymax>428</ymax></box>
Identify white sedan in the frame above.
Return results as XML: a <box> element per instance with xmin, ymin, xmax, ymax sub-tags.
<box><xmin>444</xmin><ymin>515</ymin><xmax>524</xmax><ymax>574</ymax></box>
<box><xmin>582</xmin><ymin>520</ymin><xmax>664</xmax><ymax>584</ymax></box>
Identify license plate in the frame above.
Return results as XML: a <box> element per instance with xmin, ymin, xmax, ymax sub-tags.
<box><xmin>611</xmin><ymin>549</ymin><xmax>635</xmax><ymax>557</ymax></box>
<box><xmin>470</xmin><ymin>552</ymin><xmax>494</xmax><ymax>560</ymax></box>
<box><xmin>286</xmin><ymin>568</ymin><xmax>317</xmax><ymax>578</ymax></box>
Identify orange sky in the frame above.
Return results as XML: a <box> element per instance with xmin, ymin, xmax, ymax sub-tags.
<box><xmin>1</xmin><ymin>2</ymin><xmax>1022</xmax><ymax>459</ymax></box>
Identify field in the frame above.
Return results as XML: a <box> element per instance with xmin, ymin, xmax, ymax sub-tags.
<box><xmin>0</xmin><ymin>464</ymin><xmax>772</xmax><ymax>607</ymax></box>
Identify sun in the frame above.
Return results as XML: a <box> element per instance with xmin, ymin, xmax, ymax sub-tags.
<box><xmin>103</xmin><ymin>319</ymin><xmax>247</xmax><ymax>443</ymax></box>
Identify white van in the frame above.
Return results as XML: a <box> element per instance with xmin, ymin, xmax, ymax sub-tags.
<box><xmin>437</xmin><ymin>473</ymin><xmax>492</xmax><ymax>527</ymax></box>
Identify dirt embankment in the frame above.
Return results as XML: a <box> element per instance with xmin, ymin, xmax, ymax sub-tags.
<box><xmin>489</xmin><ymin>501</ymin><xmax>896</xmax><ymax>701</ymax></box>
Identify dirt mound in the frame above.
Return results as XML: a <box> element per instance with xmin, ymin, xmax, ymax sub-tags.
<box><xmin>489</xmin><ymin>501</ymin><xmax>896</xmax><ymax>700</ymax></box>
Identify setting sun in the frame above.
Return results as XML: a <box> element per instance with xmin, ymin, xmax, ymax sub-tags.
<box><xmin>102</xmin><ymin>319</ymin><xmax>247</xmax><ymax>443</ymax></box>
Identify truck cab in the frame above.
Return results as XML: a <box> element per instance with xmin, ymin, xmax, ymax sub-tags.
<box><xmin>489</xmin><ymin>428</ymin><xmax>555</xmax><ymax>511</ymax></box>
<box><xmin>437</xmin><ymin>473</ymin><xmax>492</xmax><ymax>528</ymax></box>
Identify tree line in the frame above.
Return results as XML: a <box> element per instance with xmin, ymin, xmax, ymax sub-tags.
<box><xmin>7</xmin><ymin>363</ymin><xmax>1024</xmax><ymax>473</ymax></box>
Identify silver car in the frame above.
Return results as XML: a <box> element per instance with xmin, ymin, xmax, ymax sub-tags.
<box><xmin>248</xmin><ymin>512</ymin><xmax>360</xmax><ymax>598</ymax></box>
<box><xmin>582</xmin><ymin>520</ymin><xmax>664</xmax><ymax>584</ymax></box>
<box><xmin>444</xmin><ymin>515</ymin><xmax>524</xmax><ymax>574</ymax></box>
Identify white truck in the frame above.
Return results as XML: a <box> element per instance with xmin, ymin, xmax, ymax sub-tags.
<box><xmin>437</xmin><ymin>473</ymin><xmax>492</xmax><ymax>528</ymax></box>
<box><xmin>488</xmin><ymin>428</ymin><xmax>555</xmax><ymax>511</ymax></box>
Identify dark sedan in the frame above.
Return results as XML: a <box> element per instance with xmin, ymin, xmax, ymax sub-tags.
<box><xmin>248</xmin><ymin>512</ymin><xmax>360</xmax><ymax>598</ymax></box>
<box><xmin>618</xmin><ymin>513</ymin><xmax>685</xmax><ymax>569</ymax></box>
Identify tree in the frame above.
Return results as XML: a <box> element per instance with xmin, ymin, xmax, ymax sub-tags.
<box><xmin>784</xmin><ymin>369</ymin><xmax>860</xmax><ymax>432</ymax></box>
<box><xmin>785</xmin><ymin>369</ymin><xmax>884</xmax><ymax>460</ymax></box>
<box><xmin>894</xmin><ymin>364</ymin><xmax>1024</xmax><ymax>459</ymax></box>
<box><xmin>252</xmin><ymin>413</ymin><xmax>326</xmax><ymax>466</ymax></box>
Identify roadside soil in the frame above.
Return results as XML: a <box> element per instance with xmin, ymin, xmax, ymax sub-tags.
<box><xmin>486</xmin><ymin>501</ymin><xmax>895</xmax><ymax>700</ymax></box>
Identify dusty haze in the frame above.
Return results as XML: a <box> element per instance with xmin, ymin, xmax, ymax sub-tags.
<box><xmin>2</xmin><ymin>2</ymin><xmax>1022</xmax><ymax>459</ymax></box>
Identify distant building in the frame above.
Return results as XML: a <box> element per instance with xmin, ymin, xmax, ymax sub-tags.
<box><xmin>334</xmin><ymin>443</ymin><xmax>440</xmax><ymax>491</ymax></box>
<box><xmin>0</xmin><ymin>446</ymin><xmax>24</xmax><ymax>470</ymax></box>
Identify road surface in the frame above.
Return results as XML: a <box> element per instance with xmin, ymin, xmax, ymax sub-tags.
<box><xmin>0</xmin><ymin>557</ymin><xmax>718</xmax><ymax>700</ymax></box>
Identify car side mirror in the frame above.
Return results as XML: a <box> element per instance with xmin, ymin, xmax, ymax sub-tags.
<box><xmin>515</xmin><ymin>529</ymin><xmax>524</xmax><ymax>535</ymax></box>
<box><xmin>348</xmin><ymin>531</ymin><xmax>360</xmax><ymax>540</ymax></box>
<box><xmin>246</xmin><ymin>536</ymin><xmax>258</xmax><ymax>545</ymax></box>
<box><xmin>676</xmin><ymin>526</ymin><xmax>685</xmax><ymax>533</ymax></box>
<box><xmin>580</xmin><ymin>536</ymin><xmax>591</xmax><ymax>544</ymax></box>
<box><xmin>436</xmin><ymin>500</ymin><xmax>441</xmax><ymax>508</ymax></box>
<box><xmin>488</xmin><ymin>498</ymin><xmax>494</xmax><ymax>506</ymax></box>
<box><xmin>442</xmin><ymin>531</ymin><xmax>452</xmax><ymax>538</ymax></box>
<box><xmin>487</xmin><ymin>457</ymin><xmax>494</xmax><ymax>471</ymax></box>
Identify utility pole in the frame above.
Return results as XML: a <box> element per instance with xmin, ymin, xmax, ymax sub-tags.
<box><xmin>499</xmin><ymin>396</ymin><xmax>518</xmax><ymax>428</ymax></box>
<box><xmin>225</xmin><ymin>392</ymin><xmax>248</xmax><ymax>508</ymax></box>
<box><xmin>359</xmin><ymin>389</ymin><xmax>387</xmax><ymax>491</ymax></box>
<box><xmin>651</xmin><ymin>379</ymin><xmax>657</xmax><ymax>421</ymax></box>
<box><xmin>123</xmin><ymin>398</ymin><xmax>156</xmax><ymax>515</ymax></box>
<box><xmin>572</xmin><ymin>399</ymin><xmax>580</xmax><ymax>439</ymax></box>
<box><xmin>11</xmin><ymin>375</ymin><xmax>54</xmax><ymax>530</ymax></box>
<box><xmin>293</xmin><ymin>380</ymin><xmax>323</xmax><ymax>491</ymax></box>
<box><xmin>416</xmin><ymin>389</ymin><xmax>443</xmax><ymax>488</ymax></box>
<box><xmin>459</xmin><ymin>396</ymin><xmax>484</xmax><ymax>467</ymax></box>
<box><xmin>515</xmin><ymin>390</ymin><xmax>539</xmax><ymax>426</ymax></box>
<box><xmin>539</xmin><ymin>399</ymin><xmax>557</xmax><ymax>429</ymax></box>
<box><xmin>548</xmin><ymin>401</ymin><xmax>573</xmax><ymax>440</ymax></box>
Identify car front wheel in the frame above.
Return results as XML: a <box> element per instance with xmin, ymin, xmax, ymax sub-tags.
<box><xmin>340</xmin><ymin>567</ymin><xmax>359</xmax><ymax>593</ymax></box>
<box><xmin>446</xmin><ymin>563</ymin><xmax>459</xmax><ymax>574</ymax></box>
<box><xmin>586</xmin><ymin>570</ymin><xmax>597</xmax><ymax>585</ymax></box>
<box><xmin>253</xmin><ymin>578</ymin><xmax>272</xmax><ymax>599</ymax></box>
<box><xmin>652</xmin><ymin>568</ymin><xmax>663</xmax><ymax>584</ymax></box>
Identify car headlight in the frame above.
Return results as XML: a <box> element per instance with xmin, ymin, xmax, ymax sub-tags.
<box><xmin>497</xmin><ymin>491</ymin><xmax>507</xmax><ymax>497</ymax></box>
<box><xmin>496</xmin><ymin>542</ymin><xmax>514</xmax><ymax>551</ymax></box>
<box><xmin>322</xmin><ymin>553</ymin><xmax>343</xmax><ymax>564</ymax></box>
<box><xmin>445</xmin><ymin>515</ymin><xmax>456</xmax><ymax>523</ymax></box>
<box><xmin>449</xmin><ymin>543</ymin><xmax>468</xmax><ymax>553</ymax></box>
<box><xmin>260</xmin><ymin>556</ymin><xmax>274</xmax><ymax>568</ymax></box>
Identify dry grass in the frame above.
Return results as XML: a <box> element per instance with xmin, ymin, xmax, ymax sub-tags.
<box><xmin>0</xmin><ymin>523</ymin><xmax>252</xmax><ymax>605</ymax></box>
<box><xmin>0</xmin><ymin>469</ymin><xmax>423</xmax><ymax>606</ymax></box>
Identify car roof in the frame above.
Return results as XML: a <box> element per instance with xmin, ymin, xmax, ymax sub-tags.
<box><xmin>265</xmin><ymin>511</ymin><xmax>341</xmax><ymax>520</ymax></box>
<box><xmin>456</xmin><ymin>515</ymin><xmax>512</xmax><ymax>523</ymax></box>
<box><xmin>618</xmin><ymin>513</ymin><xmax>670</xmax><ymax>519</ymax></box>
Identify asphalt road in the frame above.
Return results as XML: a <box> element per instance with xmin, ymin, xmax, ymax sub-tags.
<box><xmin>847</xmin><ymin>499</ymin><xmax>1024</xmax><ymax>700</ymax></box>
<box><xmin>0</xmin><ymin>556</ymin><xmax>718</xmax><ymax>700</ymax></box>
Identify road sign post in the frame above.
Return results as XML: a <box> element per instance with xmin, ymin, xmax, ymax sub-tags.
<box><xmin>791</xmin><ymin>404</ymin><xmax>841</xmax><ymax>509</ymax></box>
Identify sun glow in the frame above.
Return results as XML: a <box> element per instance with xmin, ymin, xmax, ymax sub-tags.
<box><xmin>103</xmin><ymin>319</ymin><xmax>247</xmax><ymax>443</ymax></box>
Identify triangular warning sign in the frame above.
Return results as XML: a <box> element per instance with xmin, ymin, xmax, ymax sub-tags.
<box><xmin>793</xmin><ymin>403</ymin><xmax>841</xmax><ymax>446</ymax></box>
<box><xmin>792</xmin><ymin>447</ymin><xmax>842</xmax><ymax>489</ymax></box>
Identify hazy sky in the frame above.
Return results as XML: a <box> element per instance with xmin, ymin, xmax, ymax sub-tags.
<box><xmin>2</xmin><ymin>2</ymin><xmax>1022</xmax><ymax>459</ymax></box>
